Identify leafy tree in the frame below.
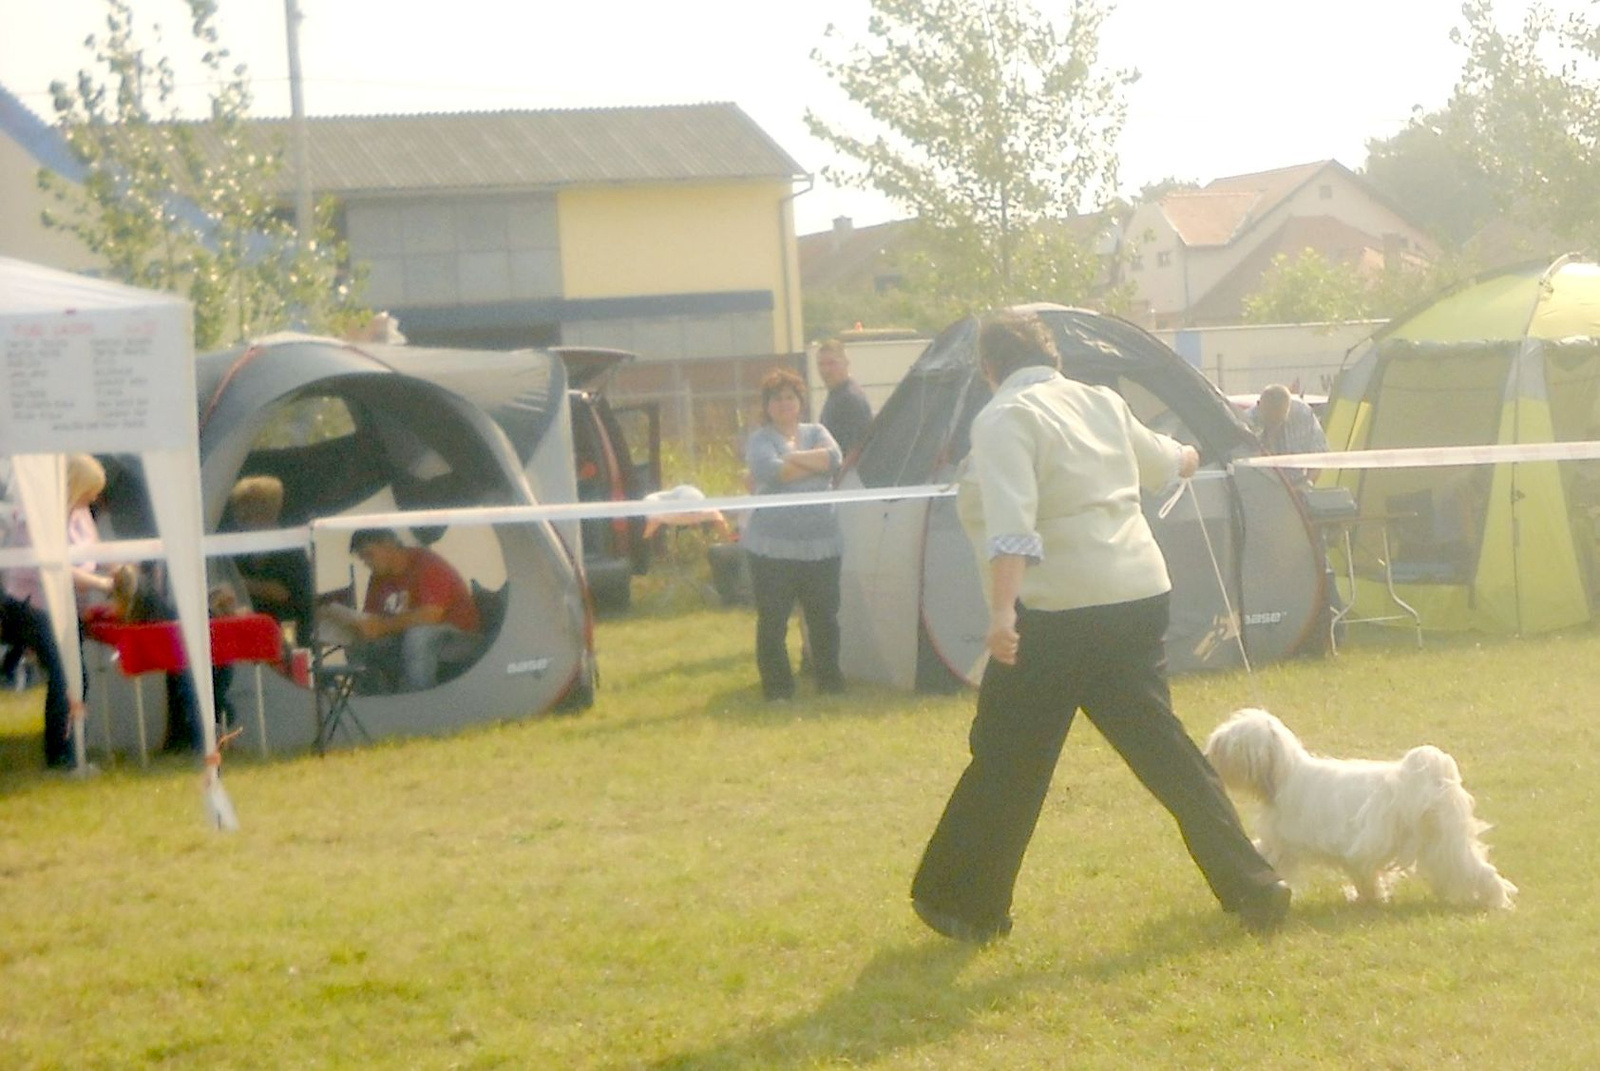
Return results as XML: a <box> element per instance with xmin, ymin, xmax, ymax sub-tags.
<box><xmin>37</xmin><ymin>0</ymin><xmax>367</xmax><ymax>349</ymax></box>
<box><xmin>806</xmin><ymin>0</ymin><xmax>1134</xmax><ymax>322</ymax></box>
<box><xmin>1242</xmin><ymin>248</ymin><xmax>1467</xmax><ymax>326</ymax></box>
<box><xmin>1242</xmin><ymin>250</ymin><xmax>1375</xmax><ymax>325</ymax></box>
<box><xmin>1362</xmin><ymin>111</ymin><xmax>1501</xmax><ymax>248</ymax></box>
<box><xmin>1444</xmin><ymin>0</ymin><xmax>1600</xmax><ymax>250</ymax></box>
<box><xmin>1135</xmin><ymin>176</ymin><xmax>1200</xmax><ymax>202</ymax></box>
<box><xmin>802</xmin><ymin>283</ymin><xmax>929</xmax><ymax>340</ymax></box>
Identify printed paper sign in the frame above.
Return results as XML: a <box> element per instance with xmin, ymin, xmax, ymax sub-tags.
<box><xmin>1</xmin><ymin>305</ymin><xmax>194</xmax><ymax>455</ymax></box>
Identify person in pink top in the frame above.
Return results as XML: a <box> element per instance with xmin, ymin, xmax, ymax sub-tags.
<box><xmin>0</xmin><ymin>454</ymin><xmax>114</xmax><ymax>768</ymax></box>
<box><xmin>343</xmin><ymin>528</ymin><xmax>482</xmax><ymax>692</ymax></box>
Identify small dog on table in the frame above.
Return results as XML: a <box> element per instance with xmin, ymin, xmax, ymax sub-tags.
<box><xmin>1203</xmin><ymin>708</ymin><xmax>1516</xmax><ymax>910</ymax></box>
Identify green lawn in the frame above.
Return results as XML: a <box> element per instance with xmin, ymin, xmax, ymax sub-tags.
<box><xmin>1</xmin><ymin>603</ymin><xmax>1594</xmax><ymax>1070</ymax></box>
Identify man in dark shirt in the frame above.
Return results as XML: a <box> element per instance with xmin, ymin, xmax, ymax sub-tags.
<box><xmin>816</xmin><ymin>339</ymin><xmax>873</xmax><ymax>457</ymax></box>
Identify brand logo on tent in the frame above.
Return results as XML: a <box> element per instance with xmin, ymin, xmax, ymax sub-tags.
<box><xmin>1243</xmin><ymin>611</ymin><xmax>1286</xmax><ymax>626</ymax></box>
<box><xmin>505</xmin><ymin>657</ymin><xmax>551</xmax><ymax>677</ymax></box>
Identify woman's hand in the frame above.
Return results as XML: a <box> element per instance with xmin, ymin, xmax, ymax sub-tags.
<box><xmin>1179</xmin><ymin>444</ymin><xmax>1200</xmax><ymax>479</ymax></box>
<box><xmin>986</xmin><ymin>603</ymin><xmax>1019</xmax><ymax>665</ymax></box>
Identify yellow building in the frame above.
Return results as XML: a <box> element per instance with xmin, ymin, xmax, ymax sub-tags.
<box><xmin>258</xmin><ymin>103</ymin><xmax>807</xmax><ymax>362</ymax></box>
<box><xmin>0</xmin><ymin>93</ymin><xmax>808</xmax><ymax>363</ymax></box>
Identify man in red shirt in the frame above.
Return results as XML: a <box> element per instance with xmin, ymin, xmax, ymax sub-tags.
<box><xmin>347</xmin><ymin>528</ymin><xmax>482</xmax><ymax>691</ymax></box>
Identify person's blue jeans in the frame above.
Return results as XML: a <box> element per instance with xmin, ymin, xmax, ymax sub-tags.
<box><xmin>357</xmin><ymin>624</ymin><xmax>481</xmax><ymax>692</ymax></box>
<box><xmin>1</xmin><ymin>595</ymin><xmax>84</xmax><ymax>768</ymax></box>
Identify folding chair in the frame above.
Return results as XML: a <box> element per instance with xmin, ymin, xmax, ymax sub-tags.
<box><xmin>312</xmin><ymin>648</ymin><xmax>372</xmax><ymax>753</ymax></box>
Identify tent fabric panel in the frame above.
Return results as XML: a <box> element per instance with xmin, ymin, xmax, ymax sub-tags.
<box><xmin>371</xmin><ymin>343</ymin><xmax>567</xmax><ymax>467</ymax></box>
<box><xmin>1388</xmin><ymin>271</ymin><xmax>1544</xmax><ymax>343</ymax></box>
<box><xmin>1344</xmin><ymin>575</ymin><xmax>1476</xmax><ymax>632</ymax></box>
<box><xmin>1494</xmin><ymin>384</ymin><xmax>1589</xmax><ymax>631</ymax></box>
<box><xmin>1321</xmin><ymin>352</ymin><xmax>1378</xmax><ymax>451</ymax></box>
<box><xmin>1542</xmin><ymin>340</ymin><xmax>1600</xmax><ymax>438</ymax></box>
<box><xmin>838</xmin><ymin>493</ymin><xmax>929</xmax><ymax>690</ymax></box>
<box><xmin>0</xmin><ymin>256</ymin><xmax>189</xmax><ymax>314</ymax></box>
<box><xmin>9</xmin><ymin>456</ymin><xmax>85</xmax><ymax>766</ymax></box>
<box><xmin>1363</xmin><ymin>342</ymin><xmax>1514</xmax><ymax>449</ymax></box>
<box><xmin>1234</xmin><ymin>468</ymin><xmax>1325</xmax><ymax>664</ymax></box>
<box><xmin>1154</xmin><ymin>475</ymin><xmax>1244</xmax><ymax>673</ymax></box>
<box><xmin>918</xmin><ymin>493</ymin><xmax>987</xmax><ymax>687</ymax></box>
<box><xmin>1531</xmin><ymin>262</ymin><xmax>1600</xmax><ymax>340</ymax></box>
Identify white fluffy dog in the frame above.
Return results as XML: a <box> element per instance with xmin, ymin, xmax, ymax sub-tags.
<box><xmin>1203</xmin><ymin>708</ymin><xmax>1516</xmax><ymax>910</ymax></box>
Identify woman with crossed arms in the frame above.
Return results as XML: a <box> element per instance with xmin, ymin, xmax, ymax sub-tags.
<box><xmin>742</xmin><ymin>368</ymin><xmax>845</xmax><ymax>701</ymax></box>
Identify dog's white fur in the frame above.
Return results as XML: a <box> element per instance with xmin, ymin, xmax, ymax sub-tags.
<box><xmin>1203</xmin><ymin>708</ymin><xmax>1516</xmax><ymax>909</ymax></box>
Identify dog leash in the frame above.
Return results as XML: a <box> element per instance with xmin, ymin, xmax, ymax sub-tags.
<box><xmin>1158</xmin><ymin>478</ymin><xmax>1267</xmax><ymax>708</ymax></box>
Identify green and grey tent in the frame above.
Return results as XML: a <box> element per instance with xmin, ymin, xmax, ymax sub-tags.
<box><xmin>1322</xmin><ymin>255</ymin><xmax>1600</xmax><ymax>634</ymax></box>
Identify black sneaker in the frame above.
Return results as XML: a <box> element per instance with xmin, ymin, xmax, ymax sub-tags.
<box><xmin>1237</xmin><ymin>880</ymin><xmax>1292</xmax><ymax>935</ymax></box>
<box><xmin>912</xmin><ymin>898</ymin><xmax>1013</xmax><ymax>945</ymax></box>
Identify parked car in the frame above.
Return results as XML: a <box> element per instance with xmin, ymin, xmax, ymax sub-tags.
<box><xmin>554</xmin><ymin>348</ymin><xmax>662</xmax><ymax>611</ymax></box>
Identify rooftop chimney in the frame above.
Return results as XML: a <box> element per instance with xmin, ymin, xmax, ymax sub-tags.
<box><xmin>831</xmin><ymin>215</ymin><xmax>854</xmax><ymax>251</ymax></box>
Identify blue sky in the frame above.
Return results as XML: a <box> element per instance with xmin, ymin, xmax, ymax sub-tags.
<box><xmin>0</xmin><ymin>0</ymin><xmax>1581</xmax><ymax>234</ymax></box>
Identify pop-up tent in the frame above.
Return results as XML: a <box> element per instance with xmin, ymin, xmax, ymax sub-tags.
<box><xmin>838</xmin><ymin>304</ymin><xmax>1326</xmax><ymax>691</ymax></box>
<box><xmin>1321</xmin><ymin>255</ymin><xmax>1600</xmax><ymax>633</ymax></box>
<box><xmin>0</xmin><ymin>257</ymin><xmax>230</xmax><ymax>818</ymax></box>
<box><xmin>92</xmin><ymin>334</ymin><xmax>594</xmax><ymax>754</ymax></box>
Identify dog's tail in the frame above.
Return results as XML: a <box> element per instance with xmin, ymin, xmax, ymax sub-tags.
<box><xmin>1397</xmin><ymin>746</ymin><xmax>1517</xmax><ymax>910</ymax></box>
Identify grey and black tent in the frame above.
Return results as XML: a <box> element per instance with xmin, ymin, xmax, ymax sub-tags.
<box><xmin>837</xmin><ymin>304</ymin><xmax>1327</xmax><ymax>691</ymax></box>
<box><xmin>98</xmin><ymin>334</ymin><xmax>594</xmax><ymax>754</ymax></box>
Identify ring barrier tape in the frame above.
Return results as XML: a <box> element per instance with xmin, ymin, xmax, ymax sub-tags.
<box><xmin>1234</xmin><ymin>440</ymin><xmax>1600</xmax><ymax>471</ymax></box>
<box><xmin>6</xmin><ymin>438</ymin><xmax>1600</xmax><ymax>570</ymax></box>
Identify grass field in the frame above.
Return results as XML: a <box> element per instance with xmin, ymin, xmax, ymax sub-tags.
<box><xmin>2</xmin><ymin>593</ymin><xmax>1596</xmax><ymax>1070</ymax></box>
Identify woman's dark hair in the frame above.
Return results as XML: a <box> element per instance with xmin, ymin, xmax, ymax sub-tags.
<box><xmin>977</xmin><ymin>312</ymin><xmax>1061</xmax><ymax>382</ymax></box>
<box><xmin>349</xmin><ymin>527</ymin><xmax>401</xmax><ymax>554</ymax></box>
<box><xmin>758</xmin><ymin>367</ymin><xmax>808</xmax><ymax>424</ymax></box>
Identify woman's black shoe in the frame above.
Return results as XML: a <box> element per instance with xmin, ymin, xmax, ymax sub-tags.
<box><xmin>1237</xmin><ymin>880</ymin><xmax>1292</xmax><ymax>935</ymax></box>
<box><xmin>912</xmin><ymin>898</ymin><xmax>1013</xmax><ymax>944</ymax></box>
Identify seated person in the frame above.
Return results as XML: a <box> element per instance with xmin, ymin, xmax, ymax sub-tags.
<box><xmin>224</xmin><ymin>475</ymin><xmax>313</xmax><ymax>645</ymax></box>
<box><xmin>320</xmin><ymin>528</ymin><xmax>482</xmax><ymax>692</ymax></box>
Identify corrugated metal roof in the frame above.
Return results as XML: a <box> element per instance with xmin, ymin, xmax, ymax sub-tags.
<box><xmin>195</xmin><ymin>102</ymin><xmax>806</xmax><ymax>195</ymax></box>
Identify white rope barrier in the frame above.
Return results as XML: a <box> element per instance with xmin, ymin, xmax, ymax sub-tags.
<box><xmin>8</xmin><ymin>438</ymin><xmax>1600</xmax><ymax>571</ymax></box>
<box><xmin>1234</xmin><ymin>440</ymin><xmax>1600</xmax><ymax>471</ymax></box>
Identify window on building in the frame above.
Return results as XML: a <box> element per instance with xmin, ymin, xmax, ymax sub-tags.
<box><xmin>1156</xmin><ymin>250</ymin><xmax>1172</xmax><ymax>267</ymax></box>
<box><xmin>347</xmin><ymin>192</ymin><xmax>562</xmax><ymax>308</ymax></box>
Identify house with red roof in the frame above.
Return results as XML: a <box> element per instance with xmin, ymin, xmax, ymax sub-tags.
<box><xmin>1119</xmin><ymin>160</ymin><xmax>1438</xmax><ymax>329</ymax></box>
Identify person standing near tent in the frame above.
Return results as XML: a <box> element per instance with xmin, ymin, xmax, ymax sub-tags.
<box><xmin>742</xmin><ymin>368</ymin><xmax>846</xmax><ymax>701</ymax></box>
<box><xmin>816</xmin><ymin>339</ymin><xmax>874</xmax><ymax>457</ymax></box>
<box><xmin>335</xmin><ymin>528</ymin><xmax>482</xmax><ymax>693</ymax></box>
<box><xmin>1247</xmin><ymin>384</ymin><xmax>1327</xmax><ymax>489</ymax></box>
<box><xmin>909</xmin><ymin>312</ymin><xmax>1290</xmax><ymax>943</ymax></box>
<box><xmin>0</xmin><ymin>454</ymin><xmax>113</xmax><ymax>768</ymax></box>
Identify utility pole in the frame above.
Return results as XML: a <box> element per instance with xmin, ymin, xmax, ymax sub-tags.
<box><xmin>284</xmin><ymin>0</ymin><xmax>314</xmax><ymax>249</ymax></box>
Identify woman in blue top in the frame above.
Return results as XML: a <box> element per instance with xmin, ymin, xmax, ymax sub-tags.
<box><xmin>742</xmin><ymin>368</ymin><xmax>845</xmax><ymax>700</ymax></box>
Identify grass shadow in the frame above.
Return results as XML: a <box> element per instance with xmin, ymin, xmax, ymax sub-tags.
<box><xmin>635</xmin><ymin>940</ymin><xmax>1000</xmax><ymax>1071</ymax></box>
<box><xmin>638</xmin><ymin>907</ymin><xmax>1243</xmax><ymax>1071</ymax></box>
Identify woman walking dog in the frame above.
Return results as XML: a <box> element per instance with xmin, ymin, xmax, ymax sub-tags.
<box><xmin>910</xmin><ymin>312</ymin><xmax>1291</xmax><ymax>942</ymax></box>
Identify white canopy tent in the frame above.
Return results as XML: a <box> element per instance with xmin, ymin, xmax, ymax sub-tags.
<box><xmin>0</xmin><ymin>257</ymin><xmax>233</xmax><ymax>826</ymax></box>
